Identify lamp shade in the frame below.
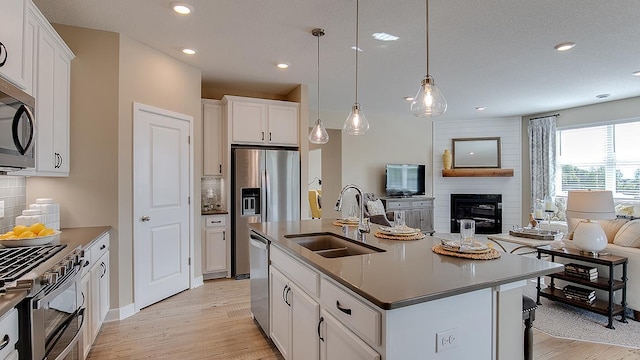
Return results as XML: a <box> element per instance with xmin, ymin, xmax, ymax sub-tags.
<box><xmin>565</xmin><ymin>190</ymin><xmax>615</xmax><ymax>220</ymax></box>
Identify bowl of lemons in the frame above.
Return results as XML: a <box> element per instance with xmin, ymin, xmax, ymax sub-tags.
<box><xmin>0</xmin><ymin>223</ymin><xmax>60</xmax><ymax>247</ymax></box>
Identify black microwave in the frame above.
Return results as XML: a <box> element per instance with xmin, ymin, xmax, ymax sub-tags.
<box><xmin>0</xmin><ymin>76</ymin><xmax>35</xmax><ymax>172</ymax></box>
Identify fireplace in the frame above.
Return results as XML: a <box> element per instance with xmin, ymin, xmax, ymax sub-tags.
<box><xmin>450</xmin><ymin>194</ymin><xmax>502</xmax><ymax>234</ymax></box>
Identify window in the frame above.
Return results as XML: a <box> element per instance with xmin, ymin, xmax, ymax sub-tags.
<box><xmin>555</xmin><ymin>120</ymin><xmax>640</xmax><ymax>199</ymax></box>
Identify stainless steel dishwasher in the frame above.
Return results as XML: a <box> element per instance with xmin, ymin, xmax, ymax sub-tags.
<box><xmin>249</xmin><ymin>231</ymin><xmax>269</xmax><ymax>335</ymax></box>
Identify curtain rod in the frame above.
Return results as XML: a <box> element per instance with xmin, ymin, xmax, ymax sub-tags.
<box><xmin>529</xmin><ymin>114</ymin><xmax>559</xmax><ymax>121</ymax></box>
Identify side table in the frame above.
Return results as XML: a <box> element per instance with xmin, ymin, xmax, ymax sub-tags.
<box><xmin>536</xmin><ymin>246</ymin><xmax>628</xmax><ymax>329</ymax></box>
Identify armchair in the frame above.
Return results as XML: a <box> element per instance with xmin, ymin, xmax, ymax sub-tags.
<box><xmin>355</xmin><ymin>193</ymin><xmax>394</xmax><ymax>227</ymax></box>
<box><xmin>308</xmin><ymin>190</ymin><xmax>322</xmax><ymax>219</ymax></box>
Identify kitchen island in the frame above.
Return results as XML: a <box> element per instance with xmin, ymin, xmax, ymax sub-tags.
<box><xmin>250</xmin><ymin>219</ymin><xmax>563</xmax><ymax>360</ymax></box>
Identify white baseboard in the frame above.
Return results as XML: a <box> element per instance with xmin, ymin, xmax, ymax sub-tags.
<box><xmin>192</xmin><ymin>275</ymin><xmax>204</xmax><ymax>288</ymax></box>
<box><xmin>104</xmin><ymin>302</ymin><xmax>136</xmax><ymax>322</ymax></box>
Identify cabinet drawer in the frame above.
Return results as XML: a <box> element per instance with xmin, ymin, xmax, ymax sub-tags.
<box><xmin>412</xmin><ymin>200</ymin><xmax>433</xmax><ymax>208</ymax></box>
<box><xmin>0</xmin><ymin>308</ymin><xmax>18</xmax><ymax>360</ymax></box>
<box><xmin>270</xmin><ymin>246</ymin><xmax>319</xmax><ymax>297</ymax></box>
<box><xmin>320</xmin><ymin>277</ymin><xmax>381</xmax><ymax>346</ymax></box>
<box><xmin>88</xmin><ymin>233</ymin><xmax>110</xmax><ymax>266</ymax></box>
<box><xmin>384</xmin><ymin>201</ymin><xmax>405</xmax><ymax>210</ymax></box>
<box><xmin>204</xmin><ymin>215</ymin><xmax>226</xmax><ymax>227</ymax></box>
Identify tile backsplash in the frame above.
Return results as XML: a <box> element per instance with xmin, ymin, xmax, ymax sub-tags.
<box><xmin>0</xmin><ymin>176</ymin><xmax>26</xmax><ymax>233</ymax></box>
<box><xmin>201</xmin><ymin>177</ymin><xmax>224</xmax><ymax>210</ymax></box>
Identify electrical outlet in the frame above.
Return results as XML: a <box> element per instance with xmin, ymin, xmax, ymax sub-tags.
<box><xmin>0</xmin><ymin>200</ymin><xmax>4</xmax><ymax>218</ymax></box>
<box><xmin>436</xmin><ymin>328</ymin><xmax>458</xmax><ymax>352</ymax></box>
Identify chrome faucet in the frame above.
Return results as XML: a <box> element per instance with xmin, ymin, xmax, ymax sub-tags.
<box><xmin>335</xmin><ymin>184</ymin><xmax>370</xmax><ymax>239</ymax></box>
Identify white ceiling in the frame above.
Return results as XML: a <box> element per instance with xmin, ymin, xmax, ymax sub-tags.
<box><xmin>33</xmin><ymin>0</ymin><xmax>640</xmax><ymax>128</ymax></box>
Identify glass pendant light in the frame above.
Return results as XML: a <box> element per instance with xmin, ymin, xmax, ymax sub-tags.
<box><xmin>309</xmin><ymin>28</ymin><xmax>329</xmax><ymax>144</ymax></box>
<box><xmin>343</xmin><ymin>0</ymin><xmax>369</xmax><ymax>135</ymax></box>
<box><xmin>410</xmin><ymin>0</ymin><xmax>447</xmax><ymax>118</ymax></box>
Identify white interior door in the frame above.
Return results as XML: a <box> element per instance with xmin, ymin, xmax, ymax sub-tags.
<box><xmin>133</xmin><ymin>102</ymin><xmax>192</xmax><ymax>311</ymax></box>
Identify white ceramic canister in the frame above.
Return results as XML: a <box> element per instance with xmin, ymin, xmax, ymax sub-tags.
<box><xmin>31</xmin><ymin>198</ymin><xmax>61</xmax><ymax>230</ymax></box>
<box><xmin>16</xmin><ymin>209</ymin><xmax>46</xmax><ymax>227</ymax></box>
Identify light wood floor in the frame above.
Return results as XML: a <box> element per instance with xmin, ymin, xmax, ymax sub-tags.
<box><xmin>87</xmin><ymin>279</ymin><xmax>640</xmax><ymax>360</ymax></box>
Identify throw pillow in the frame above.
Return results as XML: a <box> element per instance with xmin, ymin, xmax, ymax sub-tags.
<box><xmin>565</xmin><ymin>218</ymin><xmax>581</xmax><ymax>240</ymax></box>
<box><xmin>366</xmin><ymin>199</ymin><xmax>385</xmax><ymax>216</ymax></box>
<box><xmin>599</xmin><ymin>219</ymin><xmax>629</xmax><ymax>243</ymax></box>
<box><xmin>613</xmin><ymin>219</ymin><xmax>640</xmax><ymax>248</ymax></box>
<box><xmin>615</xmin><ymin>204</ymin><xmax>635</xmax><ymax>216</ymax></box>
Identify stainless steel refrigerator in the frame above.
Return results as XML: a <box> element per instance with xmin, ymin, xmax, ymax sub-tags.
<box><xmin>232</xmin><ymin>147</ymin><xmax>300</xmax><ymax>278</ymax></box>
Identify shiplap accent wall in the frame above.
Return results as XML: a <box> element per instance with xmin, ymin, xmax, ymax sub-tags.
<box><xmin>432</xmin><ymin>118</ymin><xmax>522</xmax><ymax>233</ymax></box>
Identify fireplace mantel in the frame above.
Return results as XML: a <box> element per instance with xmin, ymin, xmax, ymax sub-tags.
<box><xmin>442</xmin><ymin>168</ymin><xmax>514</xmax><ymax>177</ymax></box>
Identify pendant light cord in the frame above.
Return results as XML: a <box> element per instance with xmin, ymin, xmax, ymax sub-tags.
<box><xmin>355</xmin><ymin>0</ymin><xmax>360</xmax><ymax>103</ymax></box>
<box><xmin>425</xmin><ymin>0</ymin><xmax>429</xmax><ymax>75</ymax></box>
<box><xmin>317</xmin><ymin>30</ymin><xmax>320</xmax><ymax>120</ymax></box>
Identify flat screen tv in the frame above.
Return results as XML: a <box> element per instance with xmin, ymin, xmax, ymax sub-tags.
<box><xmin>385</xmin><ymin>164</ymin><xmax>426</xmax><ymax>197</ymax></box>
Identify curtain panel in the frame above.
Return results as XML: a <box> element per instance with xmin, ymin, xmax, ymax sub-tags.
<box><xmin>528</xmin><ymin>116</ymin><xmax>557</xmax><ymax>210</ymax></box>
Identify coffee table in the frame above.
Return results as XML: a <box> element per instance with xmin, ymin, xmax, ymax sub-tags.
<box><xmin>487</xmin><ymin>233</ymin><xmax>554</xmax><ymax>254</ymax></box>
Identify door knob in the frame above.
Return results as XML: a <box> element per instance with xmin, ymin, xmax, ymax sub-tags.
<box><xmin>140</xmin><ymin>215</ymin><xmax>151</xmax><ymax>222</ymax></box>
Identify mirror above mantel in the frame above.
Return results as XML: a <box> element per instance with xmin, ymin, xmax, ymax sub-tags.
<box><xmin>443</xmin><ymin>137</ymin><xmax>514</xmax><ymax>177</ymax></box>
<box><xmin>452</xmin><ymin>137</ymin><xmax>501</xmax><ymax>168</ymax></box>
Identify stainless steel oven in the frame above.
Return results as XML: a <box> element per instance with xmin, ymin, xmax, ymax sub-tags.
<box><xmin>16</xmin><ymin>247</ymin><xmax>85</xmax><ymax>360</ymax></box>
<box><xmin>0</xmin><ymin>75</ymin><xmax>35</xmax><ymax>172</ymax></box>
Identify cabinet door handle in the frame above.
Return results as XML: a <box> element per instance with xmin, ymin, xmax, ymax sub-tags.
<box><xmin>317</xmin><ymin>316</ymin><xmax>324</xmax><ymax>342</ymax></box>
<box><xmin>219</xmin><ymin>164</ymin><xmax>222</xmax><ymax>174</ymax></box>
<box><xmin>100</xmin><ymin>244</ymin><xmax>106</xmax><ymax>250</ymax></box>
<box><xmin>0</xmin><ymin>334</ymin><xmax>9</xmax><ymax>351</ymax></box>
<box><xmin>336</xmin><ymin>300</ymin><xmax>352</xmax><ymax>315</ymax></box>
<box><xmin>285</xmin><ymin>286</ymin><xmax>292</xmax><ymax>307</ymax></box>
<box><xmin>223</xmin><ymin>231</ymin><xmax>226</xmax><ymax>240</ymax></box>
<box><xmin>282</xmin><ymin>285</ymin><xmax>288</xmax><ymax>305</ymax></box>
<box><xmin>100</xmin><ymin>262</ymin><xmax>107</xmax><ymax>278</ymax></box>
<box><xmin>269</xmin><ymin>132</ymin><xmax>272</xmax><ymax>141</ymax></box>
<box><xmin>261</xmin><ymin>132</ymin><xmax>265</xmax><ymax>141</ymax></box>
<box><xmin>0</xmin><ymin>42</ymin><xmax>7</xmax><ymax>67</ymax></box>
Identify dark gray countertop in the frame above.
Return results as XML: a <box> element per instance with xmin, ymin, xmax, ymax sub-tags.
<box><xmin>201</xmin><ymin>209</ymin><xmax>228</xmax><ymax>215</ymax></box>
<box><xmin>0</xmin><ymin>226</ymin><xmax>111</xmax><ymax>317</ymax></box>
<box><xmin>250</xmin><ymin>219</ymin><xmax>564</xmax><ymax>310</ymax></box>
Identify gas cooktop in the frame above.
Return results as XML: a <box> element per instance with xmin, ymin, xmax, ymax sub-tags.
<box><xmin>0</xmin><ymin>244</ymin><xmax>66</xmax><ymax>290</ymax></box>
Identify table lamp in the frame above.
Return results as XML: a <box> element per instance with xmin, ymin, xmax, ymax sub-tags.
<box><xmin>565</xmin><ymin>190</ymin><xmax>615</xmax><ymax>254</ymax></box>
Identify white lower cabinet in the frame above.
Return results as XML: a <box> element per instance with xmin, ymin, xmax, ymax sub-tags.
<box><xmin>0</xmin><ymin>308</ymin><xmax>19</xmax><ymax>360</ymax></box>
<box><xmin>202</xmin><ymin>215</ymin><xmax>229</xmax><ymax>279</ymax></box>
<box><xmin>269</xmin><ymin>246</ymin><xmax>380</xmax><ymax>360</ymax></box>
<box><xmin>80</xmin><ymin>233</ymin><xmax>110</xmax><ymax>359</ymax></box>
<box><xmin>269</xmin><ymin>266</ymin><xmax>320</xmax><ymax>360</ymax></box>
<box><xmin>320</xmin><ymin>310</ymin><xmax>380</xmax><ymax>360</ymax></box>
<box><xmin>203</xmin><ymin>227</ymin><xmax>226</xmax><ymax>273</ymax></box>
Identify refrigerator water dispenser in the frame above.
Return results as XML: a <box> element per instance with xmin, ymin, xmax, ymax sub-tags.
<box><xmin>241</xmin><ymin>188</ymin><xmax>261</xmax><ymax>216</ymax></box>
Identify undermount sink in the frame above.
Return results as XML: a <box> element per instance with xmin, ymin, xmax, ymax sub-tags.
<box><xmin>284</xmin><ymin>232</ymin><xmax>385</xmax><ymax>258</ymax></box>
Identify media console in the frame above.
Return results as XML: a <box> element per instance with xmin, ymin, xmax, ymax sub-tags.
<box><xmin>381</xmin><ymin>197</ymin><xmax>435</xmax><ymax>235</ymax></box>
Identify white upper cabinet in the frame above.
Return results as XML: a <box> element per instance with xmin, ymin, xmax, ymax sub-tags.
<box><xmin>0</xmin><ymin>0</ymin><xmax>27</xmax><ymax>89</ymax></box>
<box><xmin>12</xmin><ymin>0</ymin><xmax>74</xmax><ymax>177</ymax></box>
<box><xmin>202</xmin><ymin>99</ymin><xmax>224</xmax><ymax>176</ymax></box>
<box><xmin>224</xmin><ymin>95</ymin><xmax>299</xmax><ymax>146</ymax></box>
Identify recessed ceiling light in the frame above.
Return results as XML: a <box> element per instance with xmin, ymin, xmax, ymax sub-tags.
<box><xmin>404</xmin><ymin>96</ymin><xmax>414</xmax><ymax>101</ymax></box>
<box><xmin>372</xmin><ymin>32</ymin><xmax>399</xmax><ymax>41</ymax></box>
<box><xmin>351</xmin><ymin>46</ymin><xmax>363</xmax><ymax>52</ymax></box>
<box><xmin>181</xmin><ymin>48</ymin><xmax>197</xmax><ymax>55</ymax></box>
<box><xmin>554</xmin><ymin>42</ymin><xmax>576</xmax><ymax>51</ymax></box>
<box><xmin>596</xmin><ymin>94</ymin><xmax>610</xmax><ymax>99</ymax></box>
<box><xmin>475</xmin><ymin>106</ymin><xmax>487</xmax><ymax>111</ymax></box>
<box><xmin>632</xmin><ymin>71</ymin><xmax>640</xmax><ymax>77</ymax></box>
<box><xmin>172</xmin><ymin>2</ymin><xmax>193</xmax><ymax>15</ymax></box>
<box><xmin>276</xmin><ymin>63</ymin><xmax>289</xmax><ymax>69</ymax></box>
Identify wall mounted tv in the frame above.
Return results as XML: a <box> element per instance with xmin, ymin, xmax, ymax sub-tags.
<box><xmin>385</xmin><ymin>164</ymin><xmax>426</xmax><ymax>197</ymax></box>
